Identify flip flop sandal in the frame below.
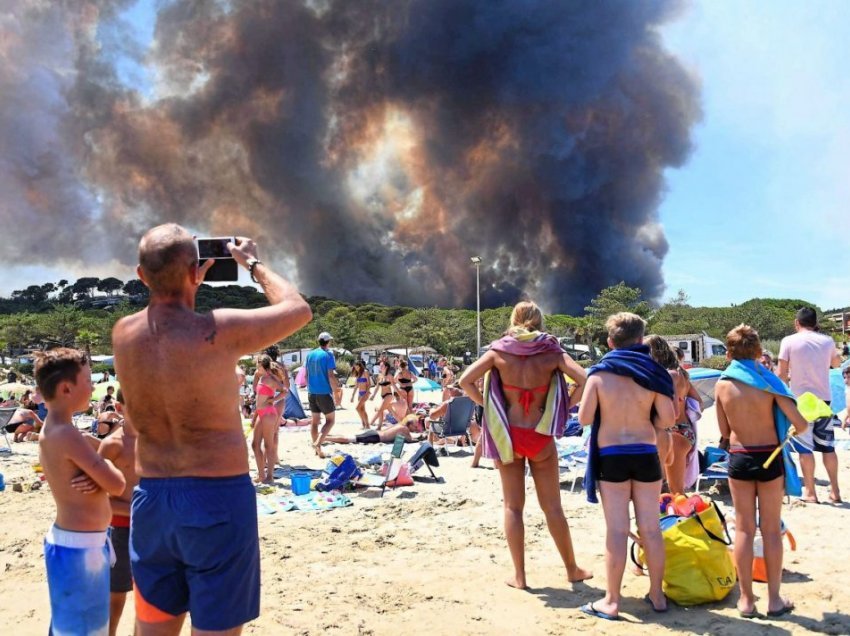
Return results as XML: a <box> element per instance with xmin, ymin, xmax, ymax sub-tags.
<box><xmin>738</xmin><ymin>608</ymin><xmax>761</xmax><ymax>620</ymax></box>
<box><xmin>643</xmin><ymin>595</ymin><xmax>668</xmax><ymax>613</ymax></box>
<box><xmin>766</xmin><ymin>604</ymin><xmax>794</xmax><ymax>619</ymax></box>
<box><xmin>580</xmin><ymin>602</ymin><xmax>620</xmax><ymax>621</ymax></box>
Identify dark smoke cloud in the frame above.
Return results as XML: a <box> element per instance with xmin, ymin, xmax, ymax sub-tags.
<box><xmin>0</xmin><ymin>0</ymin><xmax>700</xmax><ymax>313</ymax></box>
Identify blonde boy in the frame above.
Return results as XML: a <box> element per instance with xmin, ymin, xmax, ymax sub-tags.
<box><xmin>37</xmin><ymin>349</ymin><xmax>126</xmax><ymax>635</ymax></box>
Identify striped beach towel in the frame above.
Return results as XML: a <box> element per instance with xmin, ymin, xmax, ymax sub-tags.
<box><xmin>480</xmin><ymin>330</ymin><xmax>570</xmax><ymax>464</ymax></box>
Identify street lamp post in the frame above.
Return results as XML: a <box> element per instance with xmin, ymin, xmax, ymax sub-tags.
<box><xmin>470</xmin><ymin>256</ymin><xmax>482</xmax><ymax>358</ymax></box>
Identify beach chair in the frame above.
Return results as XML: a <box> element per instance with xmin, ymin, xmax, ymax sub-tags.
<box><xmin>407</xmin><ymin>441</ymin><xmax>440</xmax><ymax>481</ymax></box>
<box><xmin>1</xmin><ymin>407</ymin><xmax>17</xmax><ymax>454</ymax></box>
<box><xmin>428</xmin><ymin>396</ymin><xmax>475</xmax><ymax>455</ymax></box>
<box><xmin>695</xmin><ymin>446</ymin><xmax>729</xmax><ymax>493</ymax></box>
<box><xmin>357</xmin><ymin>435</ymin><xmax>408</xmax><ymax>496</ymax></box>
<box><xmin>381</xmin><ymin>435</ymin><xmax>407</xmax><ymax>497</ymax></box>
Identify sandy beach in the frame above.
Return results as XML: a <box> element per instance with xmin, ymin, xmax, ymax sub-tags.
<box><xmin>2</xmin><ymin>392</ymin><xmax>849</xmax><ymax>636</ymax></box>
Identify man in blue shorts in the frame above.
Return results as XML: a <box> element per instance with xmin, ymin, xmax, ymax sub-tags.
<box><xmin>306</xmin><ymin>331</ymin><xmax>341</xmax><ymax>458</ymax></box>
<box><xmin>113</xmin><ymin>224</ymin><xmax>312</xmax><ymax>634</ymax></box>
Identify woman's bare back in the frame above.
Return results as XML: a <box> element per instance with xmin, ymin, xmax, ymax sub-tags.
<box><xmin>491</xmin><ymin>350</ymin><xmax>564</xmax><ymax>428</ymax></box>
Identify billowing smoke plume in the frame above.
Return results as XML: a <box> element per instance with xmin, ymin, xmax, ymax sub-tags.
<box><xmin>0</xmin><ymin>0</ymin><xmax>700</xmax><ymax>312</ymax></box>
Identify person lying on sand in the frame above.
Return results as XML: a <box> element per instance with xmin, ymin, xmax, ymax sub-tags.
<box><xmin>322</xmin><ymin>418</ymin><xmax>425</xmax><ymax>445</ymax></box>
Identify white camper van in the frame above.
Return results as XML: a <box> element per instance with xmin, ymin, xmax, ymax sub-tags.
<box><xmin>660</xmin><ymin>333</ymin><xmax>727</xmax><ymax>367</ymax></box>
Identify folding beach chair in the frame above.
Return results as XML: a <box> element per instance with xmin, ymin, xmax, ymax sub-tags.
<box><xmin>381</xmin><ymin>435</ymin><xmax>407</xmax><ymax>497</ymax></box>
<box><xmin>357</xmin><ymin>435</ymin><xmax>408</xmax><ymax>496</ymax></box>
<box><xmin>428</xmin><ymin>396</ymin><xmax>475</xmax><ymax>455</ymax></box>
<box><xmin>407</xmin><ymin>441</ymin><xmax>440</xmax><ymax>481</ymax></box>
<box><xmin>695</xmin><ymin>446</ymin><xmax>729</xmax><ymax>493</ymax></box>
<box><xmin>1</xmin><ymin>407</ymin><xmax>17</xmax><ymax>454</ymax></box>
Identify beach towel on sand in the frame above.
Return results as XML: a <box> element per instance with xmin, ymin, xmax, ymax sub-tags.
<box><xmin>278</xmin><ymin>491</ymin><xmax>352</xmax><ymax>512</ymax></box>
<box><xmin>720</xmin><ymin>359</ymin><xmax>802</xmax><ymax>497</ymax></box>
<box><xmin>480</xmin><ymin>330</ymin><xmax>570</xmax><ymax>464</ymax></box>
<box><xmin>585</xmin><ymin>345</ymin><xmax>675</xmax><ymax>504</ymax></box>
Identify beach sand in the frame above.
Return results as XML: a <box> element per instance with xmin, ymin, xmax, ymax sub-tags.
<box><xmin>2</xmin><ymin>393</ymin><xmax>849</xmax><ymax>635</ymax></box>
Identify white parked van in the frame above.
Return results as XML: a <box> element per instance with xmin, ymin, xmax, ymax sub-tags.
<box><xmin>660</xmin><ymin>333</ymin><xmax>727</xmax><ymax>367</ymax></box>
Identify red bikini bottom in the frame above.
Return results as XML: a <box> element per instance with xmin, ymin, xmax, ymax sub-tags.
<box><xmin>510</xmin><ymin>426</ymin><xmax>552</xmax><ymax>459</ymax></box>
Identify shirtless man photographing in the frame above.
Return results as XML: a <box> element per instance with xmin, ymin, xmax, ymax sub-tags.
<box><xmin>112</xmin><ymin>224</ymin><xmax>312</xmax><ymax>635</ymax></box>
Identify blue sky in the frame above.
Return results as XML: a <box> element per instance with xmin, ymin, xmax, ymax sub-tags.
<box><xmin>3</xmin><ymin>1</ymin><xmax>848</xmax><ymax>311</ymax></box>
<box><xmin>659</xmin><ymin>1</ymin><xmax>850</xmax><ymax>310</ymax></box>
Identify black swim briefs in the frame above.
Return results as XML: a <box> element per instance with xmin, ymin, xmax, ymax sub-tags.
<box><xmin>727</xmin><ymin>449</ymin><xmax>784</xmax><ymax>482</ymax></box>
<box><xmin>598</xmin><ymin>453</ymin><xmax>662</xmax><ymax>483</ymax></box>
<box><xmin>355</xmin><ymin>430</ymin><xmax>381</xmax><ymax>444</ymax></box>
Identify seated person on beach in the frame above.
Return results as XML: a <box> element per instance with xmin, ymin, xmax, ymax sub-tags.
<box><xmin>95</xmin><ymin>406</ymin><xmax>123</xmax><ymax>439</ymax></box>
<box><xmin>37</xmin><ymin>348</ymin><xmax>126</xmax><ymax>635</ymax></box>
<box><xmin>383</xmin><ymin>390</ymin><xmax>410</xmax><ymax>426</ymax></box>
<box><xmin>98</xmin><ymin>386</ymin><xmax>116</xmax><ymax>413</ymax></box>
<box><xmin>426</xmin><ymin>384</ymin><xmax>473</xmax><ymax>447</ymax></box>
<box><xmin>4</xmin><ymin>407</ymin><xmax>45</xmax><ymax>442</ymax></box>
<box><xmin>715</xmin><ymin>324</ymin><xmax>808</xmax><ymax>619</ymax></box>
<box><xmin>577</xmin><ymin>312</ymin><xmax>674</xmax><ymax>619</ymax></box>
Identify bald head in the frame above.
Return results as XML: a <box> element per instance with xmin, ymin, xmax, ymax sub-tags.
<box><xmin>138</xmin><ymin>223</ymin><xmax>198</xmax><ymax>295</ymax></box>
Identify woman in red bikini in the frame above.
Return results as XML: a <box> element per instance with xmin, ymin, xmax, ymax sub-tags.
<box><xmin>459</xmin><ymin>301</ymin><xmax>592</xmax><ymax>590</ymax></box>
<box><xmin>251</xmin><ymin>355</ymin><xmax>287</xmax><ymax>483</ymax></box>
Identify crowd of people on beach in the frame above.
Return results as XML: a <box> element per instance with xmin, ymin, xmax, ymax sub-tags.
<box><xmin>7</xmin><ymin>222</ymin><xmax>849</xmax><ymax>633</ymax></box>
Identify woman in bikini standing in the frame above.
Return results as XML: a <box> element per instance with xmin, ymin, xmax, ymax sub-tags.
<box><xmin>395</xmin><ymin>359</ymin><xmax>416</xmax><ymax>411</ymax></box>
<box><xmin>349</xmin><ymin>361</ymin><xmax>372</xmax><ymax>429</ymax></box>
<box><xmin>459</xmin><ymin>301</ymin><xmax>592</xmax><ymax>589</ymax></box>
<box><xmin>645</xmin><ymin>336</ymin><xmax>694</xmax><ymax>494</ymax></box>
<box><xmin>369</xmin><ymin>360</ymin><xmax>396</xmax><ymax>430</ymax></box>
<box><xmin>252</xmin><ymin>355</ymin><xmax>286</xmax><ymax>484</ymax></box>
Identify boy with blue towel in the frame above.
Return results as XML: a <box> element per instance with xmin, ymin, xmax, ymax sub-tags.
<box><xmin>716</xmin><ymin>324</ymin><xmax>808</xmax><ymax>619</ymax></box>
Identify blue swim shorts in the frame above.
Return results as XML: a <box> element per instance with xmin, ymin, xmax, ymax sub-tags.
<box><xmin>44</xmin><ymin>525</ymin><xmax>113</xmax><ymax>636</ymax></box>
<box><xmin>130</xmin><ymin>474</ymin><xmax>260</xmax><ymax>631</ymax></box>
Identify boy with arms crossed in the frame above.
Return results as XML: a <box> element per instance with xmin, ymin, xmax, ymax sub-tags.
<box><xmin>37</xmin><ymin>349</ymin><xmax>126</xmax><ymax>635</ymax></box>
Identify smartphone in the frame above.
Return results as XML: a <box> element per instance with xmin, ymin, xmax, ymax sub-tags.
<box><xmin>196</xmin><ymin>237</ymin><xmax>238</xmax><ymax>282</ymax></box>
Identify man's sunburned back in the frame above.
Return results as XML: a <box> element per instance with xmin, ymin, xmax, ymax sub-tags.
<box><xmin>490</xmin><ymin>350</ymin><xmax>563</xmax><ymax>428</ymax></box>
<box><xmin>113</xmin><ymin>305</ymin><xmax>246</xmax><ymax>478</ymax></box>
<box><xmin>40</xmin><ymin>424</ymin><xmax>112</xmax><ymax>531</ymax></box>
<box><xmin>592</xmin><ymin>373</ymin><xmax>658</xmax><ymax>447</ymax></box>
<box><xmin>716</xmin><ymin>379</ymin><xmax>779</xmax><ymax>448</ymax></box>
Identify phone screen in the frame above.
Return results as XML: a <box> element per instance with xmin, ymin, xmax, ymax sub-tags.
<box><xmin>197</xmin><ymin>237</ymin><xmax>234</xmax><ymax>259</ymax></box>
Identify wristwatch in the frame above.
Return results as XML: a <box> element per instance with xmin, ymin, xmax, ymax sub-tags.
<box><xmin>246</xmin><ymin>258</ymin><xmax>263</xmax><ymax>283</ymax></box>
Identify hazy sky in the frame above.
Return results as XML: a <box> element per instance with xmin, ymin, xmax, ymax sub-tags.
<box><xmin>2</xmin><ymin>1</ymin><xmax>847</xmax><ymax>310</ymax></box>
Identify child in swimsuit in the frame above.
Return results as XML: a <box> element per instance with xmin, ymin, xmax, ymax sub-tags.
<box><xmin>577</xmin><ymin>313</ymin><xmax>675</xmax><ymax>619</ymax></box>
<box><xmin>35</xmin><ymin>349</ymin><xmax>126</xmax><ymax>635</ymax></box>
<box><xmin>715</xmin><ymin>325</ymin><xmax>807</xmax><ymax>619</ymax></box>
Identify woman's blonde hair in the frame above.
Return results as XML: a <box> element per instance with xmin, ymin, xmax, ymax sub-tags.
<box><xmin>509</xmin><ymin>301</ymin><xmax>544</xmax><ymax>333</ymax></box>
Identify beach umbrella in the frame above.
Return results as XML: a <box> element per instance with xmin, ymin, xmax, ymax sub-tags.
<box><xmin>0</xmin><ymin>381</ymin><xmax>34</xmax><ymax>397</ymax></box>
<box><xmin>413</xmin><ymin>377</ymin><xmax>441</xmax><ymax>392</ymax></box>
<box><xmin>92</xmin><ymin>381</ymin><xmax>120</xmax><ymax>400</ymax></box>
<box><xmin>413</xmin><ymin>375</ymin><xmax>442</xmax><ymax>404</ymax></box>
<box><xmin>688</xmin><ymin>368</ymin><xmax>721</xmax><ymax>409</ymax></box>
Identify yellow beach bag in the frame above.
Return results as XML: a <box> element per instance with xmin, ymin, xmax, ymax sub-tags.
<box><xmin>633</xmin><ymin>499</ymin><xmax>736</xmax><ymax>606</ymax></box>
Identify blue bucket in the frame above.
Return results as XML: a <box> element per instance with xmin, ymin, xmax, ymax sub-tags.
<box><xmin>291</xmin><ymin>472</ymin><xmax>311</xmax><ymax>496</ymax></box>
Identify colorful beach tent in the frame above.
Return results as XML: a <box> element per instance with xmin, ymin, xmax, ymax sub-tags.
<box><xmin>285</xmin><ymin>383</ymin><xmax>308</xmax><ymax>420</ymax></box>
